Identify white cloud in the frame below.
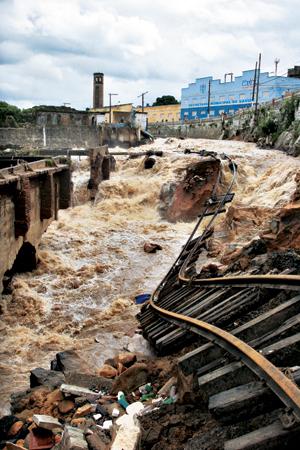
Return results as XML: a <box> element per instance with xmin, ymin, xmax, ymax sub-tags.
<box><xmin>0</xmin><ymin>0</ymin><xmax>299</xmax><ymax>108</ymax></box>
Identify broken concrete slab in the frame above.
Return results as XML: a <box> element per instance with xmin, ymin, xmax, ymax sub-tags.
<box><xmin>60</xmin><ymin>384</ymin><xmax>100</xmax><ymax>402</ymax></box>
<box><xmin>32</xmin><ymin>415</ymin><xmax>63</xmax><ymax>431</ymax></box>
<box><xmin>60</xmin><ymin>426</ymin><xmax>88</xmax><ymax>450</ymax></box>
<box><xmin>112</xmin><ymin>416</ymin><xmax>141</xmax><ymax>450</ymax></box>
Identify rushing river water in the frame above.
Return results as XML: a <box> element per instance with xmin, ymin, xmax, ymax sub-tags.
<box><xmin>0</xmin><ymin>138</ymin><xmax>299</xmax><ymax>415</ymax></box>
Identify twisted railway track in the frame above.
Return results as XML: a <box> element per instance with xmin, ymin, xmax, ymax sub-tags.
<box><xmin>138</xmin><ymin>152</ymin><xmax>300</xmax><ymax>448</ymax></box>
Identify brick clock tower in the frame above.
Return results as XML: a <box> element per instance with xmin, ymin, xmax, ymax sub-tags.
<box><xmin>93</xmin><ymin>72</ymin><xmax>104</xmax><ymax>108</ymax></box>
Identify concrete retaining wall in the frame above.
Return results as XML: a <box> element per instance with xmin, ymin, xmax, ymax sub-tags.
<box><xmin>0</xmin><ymin>126</ymin><xmax>100</xmax><ymax>150</ymax></box>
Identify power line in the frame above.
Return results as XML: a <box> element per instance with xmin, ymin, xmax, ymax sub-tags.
<box><xmin>137</xmin><ymin>91</ymin><xmax>149</xmax><ymax>112</ymax></box>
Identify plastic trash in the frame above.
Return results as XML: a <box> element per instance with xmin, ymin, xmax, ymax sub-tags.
<box><xmin>141</xmin><ymin>392</ymin><xmax>156</xmax><ymax>402</ymax></box>
<box><xmin>93</xmin><ymin>413</ymin><xmax>102</xmax><ymax>421</ymax></box>
<box><xmin>102</xmin><ymin>420</ymin><xmax>113</xmax><ymax>430</ymax></box>
<box><xmin>139</xmin><ymin>383</ymin><xmax>152</xmax><ymax>395</ymax></box>
<box><xmin>135</xmin><ymin>294</ymin><xmax>151</xmax><ymax>305</ymax></box>
<box><xmin>126</xmin><ymin>401</ymin><xmax>144</xmax><ymax>416</ymax></box>
<box><xmin>112</xmin><ymin>408</ymin><xmax>120</xmax><ymax>418</ymax></box>
<box><xmin>163</xmin><ymin>397</ymin><xmax>174</xmax><ymax>405</ymax></box>
<box><xmin>117</xmin><ymin>391</ymin><xmax>129</xmax><ymax>409</ymax></box>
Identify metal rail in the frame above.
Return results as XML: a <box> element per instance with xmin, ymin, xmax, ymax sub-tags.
<box><xmin>149</xmin><ymin>297</ymin><xmax>300</xmax><ymax>420</ymax></box>
<box><xmin>148</xmin><ymin>152</ymin><xmax>300</xmax><ymax>422</ymax></box>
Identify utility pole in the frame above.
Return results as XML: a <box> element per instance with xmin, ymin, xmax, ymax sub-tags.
<box><xmin>252</xmin><ymin>61</ymin><xmax>258</xmax><ymax>102</ymax></box>
<box><xmin>207</xmin><ymin>80</ymin><xmax>211</xmax><ymax>117</ymax></box>
<box><xmin>254</xmin><ymin>53</ymin><xmax>261</xmax><ymax>124</ymax></box>
<box><xmin>109</xmin><ymin>93</ymin><xmax>118</xmax><ymax>124</ymax></box>
<box><xmin>274</xmin><ymin>58</ymin><xmax>280</xmax><ymax>76</ymax></box>
<box><xmin>138</xmin><ymin>91</ymin><xmax>149</xmax><ymax>112</ymax></box>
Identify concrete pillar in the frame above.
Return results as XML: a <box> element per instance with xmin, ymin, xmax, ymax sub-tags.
<box><xmin>14</xmin><ymin>177</ymin><xmax>31</xmax><ymax>238</ymax></box>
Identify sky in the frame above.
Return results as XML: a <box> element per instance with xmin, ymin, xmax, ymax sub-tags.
<box><xmin>0</xmin><ymin>0</ymin><xmax>300</xmax><ymax>109</ymax></box>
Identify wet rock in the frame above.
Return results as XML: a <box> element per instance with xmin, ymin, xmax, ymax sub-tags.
<box><xmin>6</xmin><ymin>443</ymin><xmax>25</xmax><ymax>450</ymax></box>
<box><xmin>143</xmin><ymin>242</ymin><xmax>163</xmax><ymax>253</ymax></box>
<box><xmin>116</xmin><ymin>353</ymin><xmax>137</xmax><ymax>368</ymax></box>
<box><xmin>10</xmin><ymin>387</ymin><xmax>51</xmax><ymax>414</ymax></box>
<box><xmin>85</xmin><ymin>433</ymin><xmax>109</xmax><ymax>450</ymax></box>
<box><xmin>30</xmin><ymin>368</ymin><xmax>65</xmax><ymax>389</ymax></box>
<box><xmin>58</xmin><ymin>400</ymin><xmax>75</xmax><ymax>415</ymax></box>
<box><xmin>43</xmin><ymin>389</ymin><xmax>64</xmax><ymax>412</ymax></box>
<box><xmin>8</xmin><ymin>421</ymin><xmax>24</xmax><ymax>437</ymax></box>
<box><xmin>293</xmin><ymin>135</ymin><xmax>300</xmax><ymax>156</ymax></box>
<box><xmin>73</xmin><ymin>404</ymin><xmax>94</xmax><ymax>419</ymax></box>
<box><xmin>70</xmin><ymin>418</ymin><xmax>86</xmax><ymax>427</ymax></box>
<box><xmin>159</xmin><ymin>158</ymin><xmax>221</xmax><ymax>222</ymax></box>
<box><xmin>111</xmin><ymin>363</ymin><xmax>148</xmax><ymax>394</ymax></box>
<box><xmin>32</xmin><ymin>415</ymin><xmax>63</xmax><ymax>431</ymax></box>
<box><xmin>117</xmin><ymin>363</ymin><xmax>126</xmax><ymax>375</ymax></box>
<box><xmin>275</xmin><ymin>131</ymin><xmax>295</xmax><ymax>155</ymax></box>
<box><xmin>0</xmin><ymin>416</ymin><xmax>21</xmax><ymax>440</ymax></box>
<box><xmin>261</xmin><ymin>205</ymin><xmax>300</xmax><ymax>251</ymax></box>
<box><xmin>51</xmin><ymin>351</ymin><xmax>91</xmax><ymax>375</ymax></box>
<box><xmin>60</xmin><ymin>426</ymin><xmax>88</xmax><ymax>450</ymax></box>
<box><xmin>144</xmin><ymin>156</ymin><xmax>156</xmax><ymax>169</ymax></box>
<box><xmin>65</xmin><ymin>372</ymin><xmax>113</xmax><ymax>392</ymax></box>
<box><xmin>97</xmin><ymin>365</ymin><xmax>118</xmax><ymax>379</ymax></box>
<box><xmin>60</xmin><ymin>384</ymin><xmax>100</xmax><ymax>402</ymax></box>
<box><xmin>103</xmin><ymin>358</ymin><xmax>117</xmax><ymax>369</ymax></box>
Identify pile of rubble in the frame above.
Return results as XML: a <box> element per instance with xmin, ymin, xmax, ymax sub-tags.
<box><xmin>0</xmin><ymin>351</ymin><xmax>178</xmax><ymax>450</ymax></box>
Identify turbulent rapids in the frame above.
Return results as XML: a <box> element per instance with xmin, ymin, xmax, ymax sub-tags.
<box><xmin>0</xmin><ymin>138</ymin><xmax>300</xmax><ymax>416</ymax></box>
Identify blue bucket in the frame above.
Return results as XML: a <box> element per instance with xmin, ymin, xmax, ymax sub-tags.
<box><xmin>135</xmin><ymin>293</ymin><xmax>151</xmax><ymax>305</ymax></box>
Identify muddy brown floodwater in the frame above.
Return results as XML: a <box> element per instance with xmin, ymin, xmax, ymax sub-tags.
<box><xmin>0</xmin><ymin>138</ymin><xmax>299</xmax><ymax>416</ymax></box>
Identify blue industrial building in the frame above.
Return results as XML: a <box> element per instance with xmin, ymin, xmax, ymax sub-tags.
<box><xmin>180</xmin><ymin>69</ymin><xmax>300</xmax><ymax>120</ymax></box>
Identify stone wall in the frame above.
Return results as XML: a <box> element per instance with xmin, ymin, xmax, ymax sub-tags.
<box><xmin>0</xmin><ymin>126</ymin><xmax>101</xmax><ymax>150</ymax></box>
<box><xmin>148</xmin><ymin>121</ymin><xmax>223</xmax><ymax>140</ymax></box>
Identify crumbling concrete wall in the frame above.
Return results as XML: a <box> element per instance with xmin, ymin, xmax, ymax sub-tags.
<box><xmin>87</xmin><ymin>146</ymin><xmax>111</xmax><ymax>200</ymax></box>
<box><xmin>148</xmin><ymin>121</ymin><xmax>223</xmax><ymax>140</ymax></box>
<box><xmin>100</xmin><ymin>124</ymin><xmax>140</xmax><ymax>148</ymax></box>
<box><xmin>0</xmin><ymin>126</ymin><xmax>101</xmax><ymax>150</ymax></box>
<box><xmin>0</xmin><ymin>160</ymin><xmax>72</xmax><ymax>293</ymax></box>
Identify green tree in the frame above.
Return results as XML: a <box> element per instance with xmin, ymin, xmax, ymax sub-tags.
<box><xmin>152</xmin><ymin>95</ymin><xmax>179</xmax><ymax>106</ymax></box>
<box><xmin>0</xmin><ymin>101</ymin><xmax>22</xmax><ymax>126</ymax></box>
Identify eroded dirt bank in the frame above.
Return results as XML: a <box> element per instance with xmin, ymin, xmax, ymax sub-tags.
<box><xmin>1</xmin><ymin>137</ymin><xmax>299</xmax><ymax>421</ymax></box>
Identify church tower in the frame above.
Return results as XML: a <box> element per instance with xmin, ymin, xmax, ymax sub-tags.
<box><xmin>93</xmin><ymin>73</ymin><xmax>104</xmax><ymax>108</ymax></box>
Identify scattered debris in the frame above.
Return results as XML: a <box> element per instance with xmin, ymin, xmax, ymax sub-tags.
<box><xmin>32</xmin><ymin>415</ymin><xmax>63</xmax><ymax>431</ymax></box>
<box><xmin>60</xmin><ymin>385</ymin><xmax>100</xmax><ymax>402</ymax></box>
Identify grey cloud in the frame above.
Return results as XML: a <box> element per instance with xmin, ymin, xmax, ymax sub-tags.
<box><xmin>0</xmin><ymin>0</ymin><xmax>299</xmax><ymax>108</ymax></box>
